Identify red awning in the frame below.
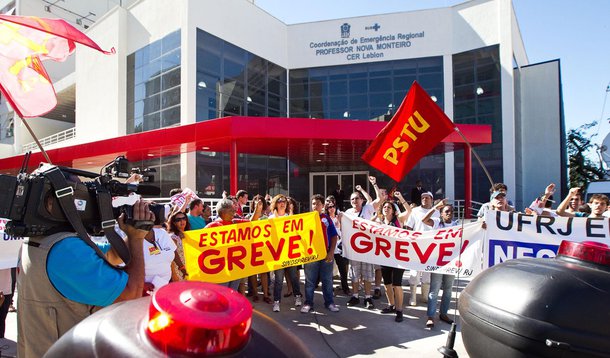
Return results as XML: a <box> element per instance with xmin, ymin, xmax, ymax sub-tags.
<box><xmin>0</xmin><ymin>116</ymin><xmax>491</xmax><ymax>174</ymax></box>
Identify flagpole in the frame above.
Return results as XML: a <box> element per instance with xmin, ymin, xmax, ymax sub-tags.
<box><xmin>453</xmin><ymin>127</ymin><xmax>494</xmax><ymax>187</ymax></box>
<box><xmin>19</xmin><ymin>116</ymin><xmax>53</xmax><ymax>164</ymax></box>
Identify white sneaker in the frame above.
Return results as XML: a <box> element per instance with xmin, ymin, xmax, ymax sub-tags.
<box><xmin>295</xmin><ymin>295</ymin><xmax>303</xmax><ymax>307</ymax></box>
<box><xmin>273</xmin><ymin>301</ymin><xmax>280</xmax><ymax>312</ymax></box>
<box><xmin>300</xmin><ymin>304</ymin><xmax>312</xmax><ymax>313</ymax></box>
<box><xmin>327</xmin><ymin>304</ymin><xmax>340</xmax><ymax>312</ymax></box>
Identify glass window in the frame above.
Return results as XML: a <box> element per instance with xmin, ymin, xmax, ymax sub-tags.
<box><xmin>134</xmin><ymin>83</ymin><xmax>145</xmax><ymax>102</ymax></box>
<box><xmin>268</xmin><ymin>93</ymin><xmax>281</xmax><ymax>110</ymax></box>
<box><xmin>144</xmin><ymin>76</ymin><xmax>161</xmax><ymax>96</ymax></box>
<box><xmin>143</xmin><ymin>112</ymin><xmax>160</xmax><ymax>131</ymax></box>
<box><xmin>248</xmin><ymin>86</ymin><xmax>266</xmax><ymax>106</ymax></box>
<box><xmin>162</xmin><ymin>31</ymin><xmax>180</xmax><ymax>52</ymax></box>
<box><xmin>329</xmin><ymin>96</ymin><xmax>348</xmax><ymax>111</ymax></box>
<box><xmin>290</xmin><ymin>82</ymin><xmax>308</xmax><ymax>98</ymax></box>
<box><xmin>198</xmin><ymin>48</ymin><xmax>221</xmax><ymax>75</ymax></box>
<box><xmin>143</xmin><ymin>94</ymin><xmax>160</xmax><ymax>114</ymax></box>
<box><xmin>309</xmin><ymin>81</ymin><xmax>327</xmax><ymax>97</ymax></box>
<box><xmin>393</xmin><ymin>75</ymin><xmax>416</xmax><ymax>91</ymax></box>
<box><xmin>369</xmin><ymin>77</ymin><xmax>391</xmax><ymax>93</ymax></box>
<box><xmin>349</xmin><ymin>94</ymin><xmax>368</xmax><ymax>109</ymax></box>
<box><xmin>329</xmin><ymin>80</ymin><xmax>347</xmax><ymax>96</ymax></box>
<box><xmin>134</xmin><ymin>47</ymin><xmax>149</xmax><ymax>69</ymax></box>
<box><xmin>223</xmin><ymin>43</ymin><xmax>245</xmax><ymax>63</ymax></box>
<box><xmin>290</xmin><ymin>98</ymin><xmax>308</xmax><ymax>113</ymax></box>
<box><xmin>418</xmin><ymin>73</ymin><xmax>442</xmax><ymax>90</ymax></box>
<box><xmin>224</xmin><ymin>58</ymin><xmax>245</xmax><ymax>83</ymax></box>
<box><xmin>149</xmin><ymin>40</ymin><xmax>162</xmax><ymax>61</ymax></box>
<box><xmin>162</xmin><ymin>106</ymin><xmax>180</xmax><ymax>127</ymax></box>
<box><xmin>162</xmin><ymin>87</ymin><xmax>180</xmax><ymax>108</ymax></box>
<box><xmin>127</xmin><ymin>30</ymin><xmax>181</xmax><ymax>135</ymax></box>
<box><xmin>247</xmin><ymin>103</ymin><xmax>266</xmax><ymax>117</ymax></box>
<box><xmin>162</xmin><ymin>68</ymin><xmax>180</xmax><ymax>91</ymax></box>
<box><xmin>453</xmin><ymin>45</ymin><xmax>502</xmax><ymax>202</ymax></box>
<box><xmin>369</xmin><ymin>92</ymin><xmax>392</xmax><ymax>108</ymax></box>
<box><xmin>349</xmin><ymin>79</ymin><xmax>367</xmax><ymax>94</ymax></box>
<box><xmin>161</xmin><ymin>49</ymin><xmax>181</xmax><ymax>72</ymax></box>
<box><xmin>269</xmin><ymin>78</ymin><xmax>285</xmax><ymax>96</ymax></box>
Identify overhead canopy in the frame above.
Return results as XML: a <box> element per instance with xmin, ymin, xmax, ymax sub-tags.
<box><xmin>0</xmin><ymin>116</ymin><xmax>492</xmax><ymax>174</ymax></box>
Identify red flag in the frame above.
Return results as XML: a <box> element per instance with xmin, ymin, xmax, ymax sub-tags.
<box><xmin>0</xmin><ymin>15</ymin><xmax>114</xmax><ymax>118</ymax></box>
<box><xmin>362</xmin><ymin>81</ymin><xmax>455</xmax><ymax>182</ymax></box>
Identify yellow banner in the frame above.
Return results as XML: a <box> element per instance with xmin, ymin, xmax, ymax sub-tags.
<box><xmin>183</xmin><ymin>212</ymin><xmax>327</xmax><ymax>283</ymax></box>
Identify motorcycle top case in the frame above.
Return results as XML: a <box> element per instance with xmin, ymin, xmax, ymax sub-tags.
<box><xmin>459</xmin><ymin>256</ymin><xmax>610</xmax><ymax>358</ymax></box>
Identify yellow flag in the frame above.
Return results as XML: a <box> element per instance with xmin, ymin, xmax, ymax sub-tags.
<box><xmin>183</xmin><ymin>212</ymin><xmax>327</xmax><ymax>283</ymax></box>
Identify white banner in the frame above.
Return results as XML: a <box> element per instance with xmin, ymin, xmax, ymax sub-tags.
<box><xmin>340</xmin><ymin>214</ymin><xmax>485</xmax><ymax>278</ymax></box>
<box><xmin>1</xmin><ymin>219</ymin><xmax>24</xmax><ymax>269</ymax></box>
<box><xmin>484</xmin><ymin>211</ymin><xmax>610</xmax><ymax>268</ymax></box>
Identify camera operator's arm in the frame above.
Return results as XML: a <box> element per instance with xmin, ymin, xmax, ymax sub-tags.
<box><xmin>113</xmin><ymin>200</ymin><xmax>153</xmax><ymax>303</ymax></box>
<box><xmin>45</xmin><ymin>200</ymin><xmax>153</xmax><ymax>307</ymax></box>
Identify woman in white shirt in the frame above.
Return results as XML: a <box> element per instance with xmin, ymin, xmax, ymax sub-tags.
<box><xmin>142</xmin><ymin>226</ymin><xmax>177</xmax><ymax>294</ymax></box>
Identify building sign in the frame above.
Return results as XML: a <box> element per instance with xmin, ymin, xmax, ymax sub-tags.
<box><xmin>307</xmin><ymin>22</ymin><xmax>425</xmax><ymax>62</ymax></box>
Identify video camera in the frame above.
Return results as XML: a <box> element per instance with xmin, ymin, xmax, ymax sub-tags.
<box><xmin>0</xmin><ymin>154</ymin><xmax>163</xmax><ymax>237</ymax></box>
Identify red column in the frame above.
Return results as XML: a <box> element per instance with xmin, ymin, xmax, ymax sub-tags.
<box><xmin>230</xmin><ymin>139</ymin><xmax>238</xmax><ymax>195</ymax></box>
<box><xmin>464</xmin><ymin>146</ymin><xmax>472</xmax><ymax>218</ymax></box>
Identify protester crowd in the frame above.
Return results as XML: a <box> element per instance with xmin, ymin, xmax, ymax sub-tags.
<box><xmin>3</xmin><ymin>175</ymin><xmax>609</xmax><ymax>355</ymax></box>
<box><xmin>155</xmin><ymin>177</ymin><xmax>609</xmax><ymax>330</ymax></box>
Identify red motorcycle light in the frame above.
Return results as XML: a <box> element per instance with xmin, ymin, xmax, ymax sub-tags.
<box><xmin>557</xmin><ymin>240</ymin><xmax>610</xmax><ymax>267</ymax></box>
<box><xmin>146</xmin><ymin>282</ymin><xmax>252</xmax><ymax>355</ymax></box>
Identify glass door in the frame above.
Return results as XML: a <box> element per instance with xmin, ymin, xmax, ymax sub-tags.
<box><xmin>309</xmin><ymin>171</ymin><xmax>369</xmax><ymax>211</ymax></box>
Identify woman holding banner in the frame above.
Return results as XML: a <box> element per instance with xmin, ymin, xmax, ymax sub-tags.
<box><xmin>167</xmin><ymin>211</ymin><xmax>190</xmax><ymax>281</ymax></box>
<box><xmin>269</xmin><ymin>194</ymin><xmax>303</xmax><ymax>312</ymax></box>
<box><xmin>374</xmin><ymin>195</ymin><xmax>411</xmax><ymax>322</ymax></box>
<box><xmin>246</xmin><ymin>195</ymin><xmax>272</xmax><ymax>304</ymax></box>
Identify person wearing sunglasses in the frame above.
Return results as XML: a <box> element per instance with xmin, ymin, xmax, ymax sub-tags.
<box><xmin>167</xmin><ymin>211</ymin><xmax>190</xmax><ymax>281</ymax></box>
<box><xmin>268</xmin><ymin>194</ymin><xmax>303</xmax><ymax>312</ymax></box>
<box><xmin>374</xmin><ymin>198</ymin><xmax>411</xmax><ymax>323</ymax></box>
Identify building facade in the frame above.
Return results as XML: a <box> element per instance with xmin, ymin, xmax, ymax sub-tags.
<box><xmin>0</xmin><ymin>0</ymin><xmax>565</xmax><ymax>211</ymax></box>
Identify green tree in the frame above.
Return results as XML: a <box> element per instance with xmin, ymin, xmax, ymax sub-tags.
<box><xmin>567</xmin><ymin>121</ymin><xmax>606</xmax><ymax>188</ymax></box>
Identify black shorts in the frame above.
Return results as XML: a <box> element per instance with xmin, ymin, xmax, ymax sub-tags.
<box><xmin>381</xmin><ymin>266</ymin><xmax>405</xmax><ymax>286</ymax></box>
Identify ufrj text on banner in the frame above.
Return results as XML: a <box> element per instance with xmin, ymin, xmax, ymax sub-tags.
<box><xmin>484</xmin><ymin>210</ymin><xmax>610</xmax><ymax>268</ymax></box>
<box><xmin>340</xmin><ymin>213</ymin><xmax>484</xmax><ymax>278</ymax></box>
<box><xmin>183</xmin><ymin>212</ymin><xmax>327</xmax><ymax>283</ymax></box>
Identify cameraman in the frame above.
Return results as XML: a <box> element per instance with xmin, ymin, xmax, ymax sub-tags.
<box><xmin>17</xmin><ymin>200</ymin><xmax>153</xmax><ymax>358</ymax></box>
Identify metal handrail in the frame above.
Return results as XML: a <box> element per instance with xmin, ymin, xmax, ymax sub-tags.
<box><xmin>453</xmin><ymin>199</ymin><xmax>485</xmax><ymax>219</ymax></box>
<box><xmin>22</xmin><ymin>127</ymin><xmax>76</xmax><ymax>152</ymax></box>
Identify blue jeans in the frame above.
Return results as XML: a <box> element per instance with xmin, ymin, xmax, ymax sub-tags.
<box><xmin>273</xmin><ymin>266</ymin><xmax>301</xmax><ymax>301</ymax></box>
<box><xmin>219</xmin><ymin>279</ymin><xmax>241</xmax><ymax>291</ymax></box>
<box><xmin>427</xmin><ymin>273</ymin><xmax>455</xmax><ymax>317</ymax></box>
<box><xmin>304</xmin><ymin>259</ymin><xmax>334</xmax><ymax>308</ymax></box>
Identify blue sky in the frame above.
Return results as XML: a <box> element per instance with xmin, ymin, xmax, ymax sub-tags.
<box><xmin>255</xmin><ymin>0</ymin><xmax>610</xmax><ymax>147</ymax></box>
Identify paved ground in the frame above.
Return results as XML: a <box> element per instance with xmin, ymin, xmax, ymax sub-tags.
<box><xmin>1</xmin><ymin>278</ymin><xmax>470</xmax><ymax>357</ymax></box>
